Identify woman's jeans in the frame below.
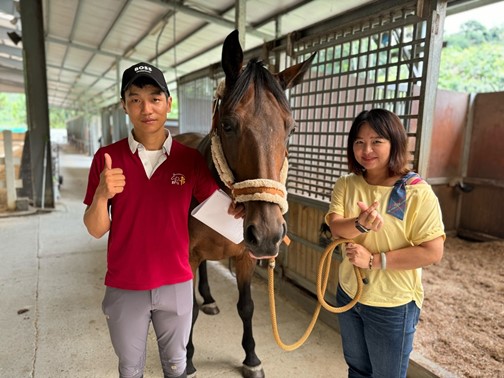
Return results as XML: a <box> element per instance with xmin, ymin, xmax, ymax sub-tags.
<box><xmin>336</xmin><ymin>285</ymin><xmax>420</xmax><ymax>378</ymax></box>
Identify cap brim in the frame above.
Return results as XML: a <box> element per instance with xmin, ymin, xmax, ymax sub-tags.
<box><xmin>122</xmin><ymin>74</ymin><xmax>169</xmax><ymax>97</ymax></box>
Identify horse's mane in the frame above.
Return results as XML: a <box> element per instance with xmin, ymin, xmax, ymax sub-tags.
<box><xmin>223</xmin><ymin>58</ymin><xmax>290</xmax><ymax>114</ymax></box>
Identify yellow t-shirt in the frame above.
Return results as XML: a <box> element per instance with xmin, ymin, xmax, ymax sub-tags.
<box><xmin>325</xmin><ymin>173</ymin><xmax>445</xmax><ymax>308</ymax></box>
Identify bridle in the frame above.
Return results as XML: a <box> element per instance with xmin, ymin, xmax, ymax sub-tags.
<box><xmin>210</xmin><ymin>82</ymin><xmax>289</xmax><ymax>215</ymax></box>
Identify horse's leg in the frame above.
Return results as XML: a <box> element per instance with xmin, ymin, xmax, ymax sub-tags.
<box><xmin>234</xmin><ymin>255</ymin><xmax>264</xmax><ymax>378</ymax></box>
<box><xmin>197</xmin><ymin>261</ymin><xmax>220</xmax><ymax>315</ymax></box>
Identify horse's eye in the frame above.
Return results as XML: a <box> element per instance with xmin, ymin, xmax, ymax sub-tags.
<box><xmin>289</xmin><ymin>125</ymin><xmax>297</xmax><ymax>136</ymax></box>
<box><xmin>221</xmin><ymin>121</ymin><xmax>233</xmax><ymax>133</ymax></box>
<box><xmin>221</xmin><ymin>116</ymin><xmax>238</xmax><ymax>133</ymax></box>
<box><xmin>288</xmin><ymin>122</ymin><xmax>297</xmax><ymax>137</ymax></box>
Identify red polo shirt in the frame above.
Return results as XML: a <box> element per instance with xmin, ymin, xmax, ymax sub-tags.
<box><xmin>84</xmin><ymin>138</ymin><xmax>218</xmax><ymax>290</ymax></box>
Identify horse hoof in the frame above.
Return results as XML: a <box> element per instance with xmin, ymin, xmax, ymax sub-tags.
<box><xmin>187</xmin><ymin>364</ymin><xmax>196</xmax><ymax>377</ymax></box>
<box><xmin>200</xmin><ymin>302</ymin><xmax>220</xmax><ymax>315</ymax></box>
<box><xmin>242</xmin><ymin>363</ymin><xmax>265</xmax><ymax>378</ymax></box>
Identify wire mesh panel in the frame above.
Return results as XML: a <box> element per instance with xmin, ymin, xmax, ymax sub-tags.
<box><xmin>178</xmin><ymin>76</ymin><xmax>216</xmax><ymax>135</ymax></box>
<box><xmin>286</xmin><ymin>2</ymin><xmax>429</xmax><ymax>202</ymax></box>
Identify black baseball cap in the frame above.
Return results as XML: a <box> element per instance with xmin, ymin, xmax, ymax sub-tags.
<box><xmin>121</xmin><ymin>62</ymin><xmax>170</xmax><ymax>98</ymax></box>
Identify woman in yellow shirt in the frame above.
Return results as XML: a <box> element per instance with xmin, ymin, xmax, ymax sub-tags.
<box><xmin>326</xmin><ymin>109</ymin><xmax>445</xmax><ymax>378</ymax></box>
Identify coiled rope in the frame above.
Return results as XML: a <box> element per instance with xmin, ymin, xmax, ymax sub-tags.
<box><xmin>268</xmin><ymin>238</ymin><xmax>364</xmax><ymax>351</ymax></box>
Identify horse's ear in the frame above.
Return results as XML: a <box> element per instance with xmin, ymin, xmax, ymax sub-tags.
<box><xmin>276</xmin><ymin>52</ymin><xmax>316</xmax><ymax>90</ymax></box>
<box><xmin>222</xmin><ymin>30</ymin><xmax>244</xmax><ymax>88</ymax></box>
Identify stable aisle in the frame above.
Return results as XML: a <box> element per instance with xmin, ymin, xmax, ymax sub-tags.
<box><xmin>0</xmin><ymin>144</ymin><xmax>347</xmax><ymax>378</ymax></box>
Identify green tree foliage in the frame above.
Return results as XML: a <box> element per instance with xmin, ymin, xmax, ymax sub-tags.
<box><xmin>0</xmin><ymin>93</ymin><xmax>26</xmax><ymax>129</ymax></box>
<box><xmin>439</xmin><ymin>21</ymin><xmax>504</xmax><ymax>92</ymax></box>
<box><xmin>50</xmin><ymin>107</ymin><xmax>79</xmax><ymax>129</ymax></box>
<box><xmin>0</xmin><ymin>93</ymin><xmax>6</xmax><ymax>110</ymax></box>
<box><xmin>0</xmin><ymin>92</ymin><xmax>80</xmax><ymax>130</ymax></box>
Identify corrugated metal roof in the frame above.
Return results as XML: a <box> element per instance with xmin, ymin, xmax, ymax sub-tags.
<box><xmin>1</xmin><ymin>0</ymin><xmax>382</xmax><ymax>109</ymax></box>
<box><xmin>0</xmin><ymin>0</ymin><xmax>484</xmax><ymax>110</ymax></box>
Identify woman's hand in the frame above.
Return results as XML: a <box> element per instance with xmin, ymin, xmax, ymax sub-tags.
<box><xmin>345</xmin><ymin>242</ymin><xmax>372</xmax><ymax>269</ymax></box>
<box><xmin>356</xmin><ymin>201</ymin><xmax>384</xmax><ymax>232</ymax></box>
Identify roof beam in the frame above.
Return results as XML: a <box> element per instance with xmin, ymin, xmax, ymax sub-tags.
<box><xmin>0</xmin><ymin>65</ymin><xmax>23</xmax><ymax>83</ymax></box>
<box><xmin>0</xmin><ymin>43</ymin><xmax>22</xmax><ymax>58</ymax></box>
<box><xmin>153</xmin><ymin>0</ymin><xmax>317</xmax><ymax>73</ymax></box>
<box><xmin>44</xmin><ymin>36</ymin><xmax>171</xmax><ymax>71</ymax></box>
<box><xmin>446</xmin><ymin>0</ymin><xmax>501</xmax><ymax>15</ymax></box>
<box><xmin>0</xmin><ymin>0</ymin><xmax>17</xmax><ymax>14</ymax></box>
<box><xmin>149</xmin><ymin>0</ymin><xmax>273</xmax><ymax>40</ymax></box>
<box><xmin>46</xmin><ymin>63</ymin><xmax>116</xmax><ymax>82</ymax></box>
<box><xmin>0</xmin><ymin>55</ymin><xmax>22</xmax><ymax>70</ymax></box>
<box><xmin>45</xmin><ymin>36</ymin><xmax>125</xmax><ymax>60</ymax></box>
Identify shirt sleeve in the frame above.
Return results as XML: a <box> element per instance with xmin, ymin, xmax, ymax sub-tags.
<box><xmin>192</xmin><ymin>151</ymin><xmax>219</xmax><ymax>203</ymax></box>
<box><xmin>405</xmin><ymin>187</ymin><xmax>446</xmax><ymax>245</ymax></box>
<box><xmin>325</xmin><ymin>175</ymin><xmax>347</xmax><ymax>225</ymax></box>
<box><xmin>83</xmin><ymin>149</ymin><xmax>105</xmax><ymax>206</ymax></box>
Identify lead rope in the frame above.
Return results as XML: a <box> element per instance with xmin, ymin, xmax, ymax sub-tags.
<box><xmin>268</xmin><ymin>238</ymin><xmax>364</xmax><ymax>351</ymax></box>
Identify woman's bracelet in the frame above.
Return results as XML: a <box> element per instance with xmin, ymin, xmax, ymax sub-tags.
<box><xmin>368</xmin><ymin>254</ymin><xmax>374</xmax><ymax>270</ymax></box>
<box><xmin>380</xmin><ymin>252</ymin><xmax>387</xmax><ymax>270</ymax></box>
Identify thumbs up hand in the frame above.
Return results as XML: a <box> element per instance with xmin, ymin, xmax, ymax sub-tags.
<box><xmin>96</xmin><ymin>153</ymin><xmax>126</xmax><ymax>199</ymax></box>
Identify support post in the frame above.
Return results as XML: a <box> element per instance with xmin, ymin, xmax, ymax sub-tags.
<box><xmin>416</xmin><ymin>0</ymin><xmax>448</xmax><ymax>177</ymax></box>
<box><xmin>19</xmin><ymin>0</ymin><xmax>54</xmax><ymax>208</ymax></box>
<box><xmin>2</xmin><ymin>130</ymin><xmax>17</xmax><ymax>210</ymax></box>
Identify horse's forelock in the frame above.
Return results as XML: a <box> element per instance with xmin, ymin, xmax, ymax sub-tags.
<box><xmin>224</xmin><ymin>58</ymin><xmax>290</xmax><ymax>113</ymax></box>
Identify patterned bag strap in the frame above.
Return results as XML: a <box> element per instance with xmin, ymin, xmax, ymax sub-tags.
<box><xmin>386</xmin><ymin>172</ymin><xmax>423</xmax><ymax>220</ymax></box>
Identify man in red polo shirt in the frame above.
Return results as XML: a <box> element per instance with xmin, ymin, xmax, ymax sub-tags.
<box><xmin>83</xmin><ymin>62</ymin><xmax>242</xmax><ymax>378</ymax></box>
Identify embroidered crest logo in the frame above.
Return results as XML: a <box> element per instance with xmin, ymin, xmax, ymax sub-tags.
<box><xmin>171</xmin><ymin>173</ymin><xmax>186</xmax><ymax>185</ymax></box>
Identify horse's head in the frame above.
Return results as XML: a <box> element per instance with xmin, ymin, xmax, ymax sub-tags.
<box><xmin>212</xmin><ymin>30</ymin><xmax>315</xmax><ymax>259</ymax></box>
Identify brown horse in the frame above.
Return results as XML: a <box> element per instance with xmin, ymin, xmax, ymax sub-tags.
<box><xmin>176</xmin><ymin>30</ymin><xmax>315</xmax><ymax>378</ymax></box>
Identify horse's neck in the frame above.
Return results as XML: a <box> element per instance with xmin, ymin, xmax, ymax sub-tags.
<box><xmin>198</xmin><ymin>134</ymin><xmax>231</xmax><ymax>195</ymax></box>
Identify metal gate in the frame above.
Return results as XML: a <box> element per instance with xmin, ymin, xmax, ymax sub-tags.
<box><xmin>176</xmin><ymin>0</ymin><xmax>447</xmax><ymax>297</ymax></box>
<box><xmin>282</xmin><ymin>0</ymin><xmax>446</xmax><ymax>296</ymax></box>
<box><xmin>286</xmin><ymin>0</ymin><xmax>445</xmax><ymax>201</ymax></box>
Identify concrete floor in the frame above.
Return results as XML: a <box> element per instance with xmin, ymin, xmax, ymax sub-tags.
<box><xmin>0</xmin><ymin>146</ymin><xmax>349</xmax><ymax>378</ymax></box>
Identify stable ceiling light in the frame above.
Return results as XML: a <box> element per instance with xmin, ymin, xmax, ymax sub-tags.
<box><xmin>7</xmin><ymin>31</ymin><xmax>22</xmax><ymax>45</ymax></box>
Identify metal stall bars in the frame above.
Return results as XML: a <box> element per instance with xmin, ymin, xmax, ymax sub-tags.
<box><xmin>282</xmin><ymin>0</ymin><xmax>446</xmax><ymax>298</ymax></box>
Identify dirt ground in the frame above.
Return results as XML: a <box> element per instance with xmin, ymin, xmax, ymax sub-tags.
<box><xmin>414</xmin><ymin>236</ymin><xmax>504</xmax><ymax>378</ymax></box>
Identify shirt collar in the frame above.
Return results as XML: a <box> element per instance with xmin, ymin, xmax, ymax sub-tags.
<box><xmin>128</xmin><ymin>128</ymin><xmax>172</xmax><ymax>155</ymax></box>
